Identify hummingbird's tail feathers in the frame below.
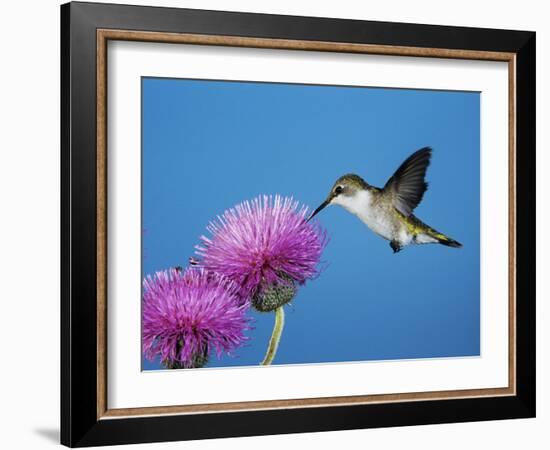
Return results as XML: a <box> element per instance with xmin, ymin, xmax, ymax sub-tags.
<box><xmin>404</xmin><ymin>214</ymin><xmax>462</xmax><ymax>249</ymax></box>
<box><xmin>435</xmin><ymin>234</ymin><xmax>462</xmax><ymax>248</ymax></box>
<box><xmin>422</xmin><ymin>225</ymin><xmax>462</xmax><ymax>248</ymax></box>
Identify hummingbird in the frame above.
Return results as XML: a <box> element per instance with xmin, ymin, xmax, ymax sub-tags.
<box><xmin>308</xmin><ymin>147</ymin><xmax>462</xmax><ymax>253</ymax></box>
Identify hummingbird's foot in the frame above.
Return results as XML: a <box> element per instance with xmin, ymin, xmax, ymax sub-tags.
<box><xmin>390</xmin><ymin>241</ymin><xmax>402</xmax><ymax>253</ymax></box>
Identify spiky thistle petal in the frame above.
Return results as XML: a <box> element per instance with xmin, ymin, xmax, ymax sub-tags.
<box><xmin>142</xmin><ymin>267</ymin><xmax>250</xmax><ymax>369</ymax></box>
<box><xmin>196</xmin><ymin>195</ymin><xmax>328</xmax><ymax>310</ymax></box>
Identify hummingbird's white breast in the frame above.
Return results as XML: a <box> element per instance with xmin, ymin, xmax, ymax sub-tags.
<box><xmin>332</xmin><ymin>190</ymin><xmax>398</xmax><ymax>242</ymax></box>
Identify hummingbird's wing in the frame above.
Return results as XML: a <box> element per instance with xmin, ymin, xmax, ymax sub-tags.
<box><xmin>383</xmin><ymin>147</ymin><xmax>432</xmax><ymax>216</ymax></box>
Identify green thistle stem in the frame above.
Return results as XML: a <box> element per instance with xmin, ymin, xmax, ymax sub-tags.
<box><xmin>261</xmin><ymin>306</ymin><xmax>285</xmax><ymax>366</ymax></box>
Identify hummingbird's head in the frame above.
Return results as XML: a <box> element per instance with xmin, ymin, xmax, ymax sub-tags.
<box><xmin>308</xmin><ymin>174</ymin><xmax>368</xmax><ymax>221</ymax></box>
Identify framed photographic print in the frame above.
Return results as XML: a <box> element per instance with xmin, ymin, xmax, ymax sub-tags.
<box><xmin>61</xmin><ymin>1</ymin><xmax>536</xmax><ymax>447</ymax></box>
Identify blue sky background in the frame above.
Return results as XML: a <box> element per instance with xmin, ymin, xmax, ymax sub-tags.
<box><xmin>142</xmin><ymin>77</ymin><xmax>480</xmax><ymax>370</ymax></box>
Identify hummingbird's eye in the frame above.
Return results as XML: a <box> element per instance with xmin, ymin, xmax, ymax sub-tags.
<box><xmin>334</xmin><ymin>185</ymin><xmax>343</xmax><ymax>195</ymax></box>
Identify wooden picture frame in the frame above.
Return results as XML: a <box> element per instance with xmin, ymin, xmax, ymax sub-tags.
<box><xmin>61</xmin><ymin>1</ymin><xmax>535</xmax><ymax>447</ymax></box>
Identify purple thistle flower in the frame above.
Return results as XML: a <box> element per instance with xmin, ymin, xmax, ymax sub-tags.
<box><xmin>142</xmin><ymin>267</ymin><xmax>250</xmax><ymax>369</ymax></box>
<box><xmin>196</xmin><ymin>195</ymin><xmax>328</xmax><ymax>311</ymax></box>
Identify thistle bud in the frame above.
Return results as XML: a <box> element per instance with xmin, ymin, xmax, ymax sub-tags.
<box><xmin>163</xmin><ymin>345</ymin><xmax>209</xmax><ymax>369</ymax></box>
<box><xmin>252</xmin><ymin>274</ymin><xmax>297</xmax><ymax>312</ymax></box>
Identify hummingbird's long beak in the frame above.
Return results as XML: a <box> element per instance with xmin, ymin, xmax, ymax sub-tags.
<box><xmin>307</xmin><ymin>197</ymin><xmax>332</xmax><ymax>222</ymax></box>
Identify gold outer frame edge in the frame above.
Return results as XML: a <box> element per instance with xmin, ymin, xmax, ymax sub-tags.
<box><xmin>96</xmin><ymin>29</ymin><xmax>517</xmax><ymax>420</ymax></box>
